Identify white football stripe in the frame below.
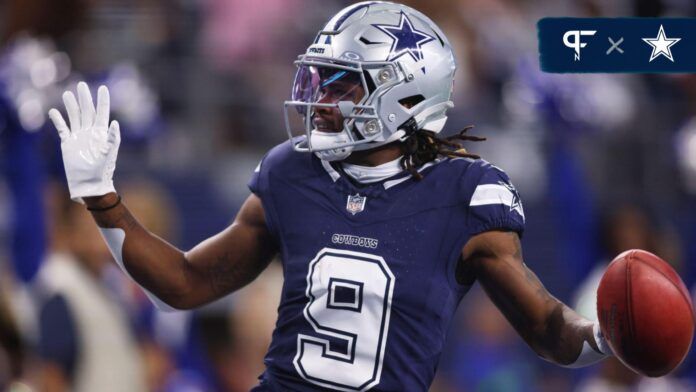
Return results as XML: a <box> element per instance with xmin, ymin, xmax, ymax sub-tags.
<box><xmin>469</xmin><ymin>184</ymin><xmax>515</xmax><ymax>206</ymax></box>
<box><xmin>470</xmin><ymin>184</ymin><xmax>525</xmax><ymax>220</ymax></box>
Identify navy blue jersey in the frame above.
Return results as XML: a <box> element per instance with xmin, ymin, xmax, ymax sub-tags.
<box><xmin>248</xmin><ymin>140</ymin><xmax>524</xmax><ymax>391</ymax></box>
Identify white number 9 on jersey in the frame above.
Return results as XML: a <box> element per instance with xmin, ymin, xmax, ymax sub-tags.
<box><xmin>293</xmin><ymin>248</ymin><xmax>395</xmax><ymax>391</ymax></box>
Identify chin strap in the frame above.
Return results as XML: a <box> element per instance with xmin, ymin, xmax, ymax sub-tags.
<box><xmin>310</xmin><ymin>130</ymin><xmax>354</xmax><ymax>161</ymax></box>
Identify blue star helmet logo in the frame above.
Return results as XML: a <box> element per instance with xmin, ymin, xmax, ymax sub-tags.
<box><xmin>373</xmin><ymin>12</ymin><xmax>435</xmax><ymax>63</ymax></box>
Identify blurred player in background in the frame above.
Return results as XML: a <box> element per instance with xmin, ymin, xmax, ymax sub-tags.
<box><xmin>35</xmin><ymin>180</ymin><xmax>194</xmax><ymax>392</ymax></box>
<box><xmin>0</xmin><ymin>290</ymin><xmax>24</xmax><ymax>389</ymax></box>
<box><xmin>35</xmin><ymin>187</ymin><xmax>147</xmax><ymax>392</ymax></box>
<box><xmin>0</xmin><ymin>1</ymin><xmax>173</xmax><ymax>390</ymax></box>
<box><xmin>0</xmin><ymin>0</ymin><xmax>86</xmax><ymax>290</ymax></box>
<box><xmin>48</xmin><ymin>2</ymin><xmax>615</xmax><ymax>391</ymax></box>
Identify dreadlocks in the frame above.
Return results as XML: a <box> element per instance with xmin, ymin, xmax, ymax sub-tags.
<box><xmin>400</xmin><ymin>125</ymin><xmax>486</xmax><ymax>180</ymax></box>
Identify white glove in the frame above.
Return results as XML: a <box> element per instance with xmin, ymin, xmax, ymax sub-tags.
<box><xmin>49</xmin><ymin>82</ymin><xmax>121</xmax><ymax>203</ymax></box>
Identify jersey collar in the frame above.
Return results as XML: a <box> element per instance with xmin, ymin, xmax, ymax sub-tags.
<box><xmin>341</xmin><ymin>156</ymin><xmax>404</xmax><ymax>184</ymax></box>
<box><xmin>319</xmin><ymin>156</ymin><xmax>445</xmax><ymax>191</ymax></box>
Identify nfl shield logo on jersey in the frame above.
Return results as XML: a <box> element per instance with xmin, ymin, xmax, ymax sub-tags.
<box><xmin>346</xmin><ymin>194</ymin><xmax>367</xmax><ymax>215</ymax></box>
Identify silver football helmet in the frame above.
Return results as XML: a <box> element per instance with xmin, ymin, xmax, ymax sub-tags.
<box><xmin>283</xmin><ymin>1</ymin><xmax>456</xmax><ymax>161</ymax></box>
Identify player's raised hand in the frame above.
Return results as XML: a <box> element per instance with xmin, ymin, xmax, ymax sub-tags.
<box><xmin>49</xmin><ymin>82</ymin><xmax>121</xmax><ymax>203</ymax></box>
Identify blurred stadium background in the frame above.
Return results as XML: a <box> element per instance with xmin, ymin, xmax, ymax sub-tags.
<box><xmin>1</xmin><ymin>0</ymin><xmax>696</xmax><ymax>390</ymax></box>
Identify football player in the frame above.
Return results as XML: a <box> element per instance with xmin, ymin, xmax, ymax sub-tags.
<box><xmin>49</xmin><ymin>2</ymin><xmax>611</xmax><ymax>391</ymax></box>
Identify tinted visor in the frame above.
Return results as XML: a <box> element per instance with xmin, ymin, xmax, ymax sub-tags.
<box><xmin>291</xmin><ymin>65</ymin><xmax>365</xmax><ymax>115</ymax></box>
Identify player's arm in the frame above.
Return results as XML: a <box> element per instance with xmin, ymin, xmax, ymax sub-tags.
<box><xmin>48</xmin><ymin>82</ymin><xmax>277</xmax><ymax>310</ymax></box>
<box><xmin>86</xmin><ymin>192</ymin><xmax>276</xmax><ymax>310</ymax></box>
<box><xmin>460</xmin><ymin>230</ymin><xmax>609</xmax><ymax>367</ymax></box>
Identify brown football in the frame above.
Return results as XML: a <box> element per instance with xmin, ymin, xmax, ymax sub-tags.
<box><xmin>597</xmin><ymin>249</ymin><xmax>694</xmax><ymax>377</ymax></box>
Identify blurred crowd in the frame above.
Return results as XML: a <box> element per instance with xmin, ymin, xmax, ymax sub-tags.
<box><xmin>1</xmin><ymin>0</ymin><xmax>696</xmax><ymax>391</ymax></box>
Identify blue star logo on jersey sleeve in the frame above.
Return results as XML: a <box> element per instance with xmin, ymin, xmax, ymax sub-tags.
<box><xmin>373</xmin><ymin>12</ymin><xmax>435</xmax><ymax>63</ymax></box>
<box><xmin>498</xmin><ymin>180</ymin><xmax>524</xmax><ymax>218</ymax></box>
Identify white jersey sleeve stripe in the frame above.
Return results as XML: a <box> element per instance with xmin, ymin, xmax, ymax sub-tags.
<box><xmin>469</xmin><ymin>184</ymin><xmax>514</xmax><ymax>207</ymax></box>
<box><xmin>469</xmin><ymin>183</ymin><xmax>525</xmax><ymax>220</ymax></box>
